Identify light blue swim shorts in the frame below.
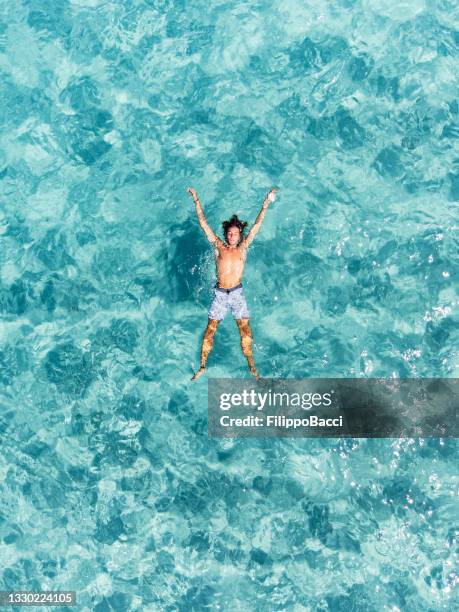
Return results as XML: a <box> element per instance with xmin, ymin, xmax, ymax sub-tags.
<box><xmin>208</xmin><ymin>282</ymin><xmax>250</xmax><ymax>320</ymax></box>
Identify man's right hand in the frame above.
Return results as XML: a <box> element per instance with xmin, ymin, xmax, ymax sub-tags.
<box><xmin>187</xmin><ymin>187</ymin><xmax>198</xmax><ymax>199</ymax></box>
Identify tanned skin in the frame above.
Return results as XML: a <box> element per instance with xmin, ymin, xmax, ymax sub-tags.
<box><xmin>187</xmin><ymin>186</ymin><xmax>279</xmax><ymax>380</ymax></box>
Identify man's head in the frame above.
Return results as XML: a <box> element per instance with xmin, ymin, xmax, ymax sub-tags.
<box><xmin>222</xmin><ymin>214</ymin><xmax>248</xmax><ymax>246</ymax></box>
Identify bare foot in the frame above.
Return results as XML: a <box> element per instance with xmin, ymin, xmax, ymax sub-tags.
<box><xmin>250</xmin><ymin>367</ymin><xmax>261</xmax><ymax>381</ymax></box>
<box><xmin>191</xmin><ymin>366</ymin><xmax>206</xmax><ymax>381</ymax></box>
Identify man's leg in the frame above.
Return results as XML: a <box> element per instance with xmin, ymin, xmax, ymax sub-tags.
<box><xmin>236</xmin><ymin>318</ymin><xmax>260</xmax><ymax>380</ymax></box>
<box><xmin>191</xmin><ymin>318</ymin><xmax>220</xmax><ymax>380</ymax></box>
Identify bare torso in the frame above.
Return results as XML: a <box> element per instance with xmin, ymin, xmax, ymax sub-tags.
<box><xmin>214</xmin><ymin>241</ymin><xmax>248</xmax><ymax>288</ymax></box>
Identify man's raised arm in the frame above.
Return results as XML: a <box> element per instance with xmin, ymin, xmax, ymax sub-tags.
<box><xmin>186</xmin><ymin>187</ymin><xmax>221</xmax><ymax>245</ymax></box>
<box><xmin>243</xmin><ymin>187</ymin><xmax>279</xmax><ymax>247</ymax></box>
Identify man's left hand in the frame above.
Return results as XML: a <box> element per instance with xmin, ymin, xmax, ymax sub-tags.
<box><xmin>267</xmin><ymin>187</ymin><xmax>279</xmax><ymax>203</ymax></box>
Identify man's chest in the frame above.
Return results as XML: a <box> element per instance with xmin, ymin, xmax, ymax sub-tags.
<box><xmin>215</xmin><ymin>248</ymin><xmax>247</xmax><ymax>265</ymax></box>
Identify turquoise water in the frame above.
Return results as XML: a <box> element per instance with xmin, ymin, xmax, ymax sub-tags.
<box><xmin>0</xmin><ymin>0</ymin><xmax>458</xmax><ymax>610</ymax></box>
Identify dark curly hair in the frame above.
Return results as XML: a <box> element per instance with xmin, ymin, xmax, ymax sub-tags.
<box><xmin>222</xmin><ymin>214</ymin><xmax>248</xmax><ymax>243</ymax></box>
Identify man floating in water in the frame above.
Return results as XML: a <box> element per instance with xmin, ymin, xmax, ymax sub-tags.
<box><xmin>187</xmin><ymin>186</ymin><xmax>279</xmax><ymax>381</ymax></box>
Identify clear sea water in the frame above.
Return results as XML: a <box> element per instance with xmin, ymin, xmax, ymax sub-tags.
<box><xmin>0</xmin><ymin>0</ymin><xmax>458</xmax><ymax>610</ymax></box>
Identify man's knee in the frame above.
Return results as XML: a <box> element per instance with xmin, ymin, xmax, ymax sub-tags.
<box><xmin>203</xmin><ymin>319</ymin><xmax>219</xmax><ymax>348</ymax></box>
<box><xmin>237</xmin><ymin>319</ymin><xmax>253</xmax><ymax>353</ymax></box>
<box><xmin>208</xmin><ymin>318</ymin><xmax>220</xmax><ymax>332</ymax></box>
<box><xmin>241</xmin><ymin>335</ymin><xmax>252</xmax><ymax>354</ymax></box>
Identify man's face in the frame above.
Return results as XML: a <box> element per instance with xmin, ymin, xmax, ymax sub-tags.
<box><xmin>226</xmin><ymin>226</ymin><xmax>241</xmax><ymax>246</ymax></box>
